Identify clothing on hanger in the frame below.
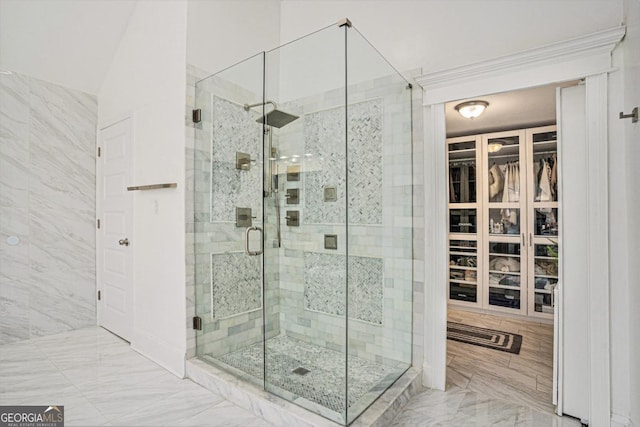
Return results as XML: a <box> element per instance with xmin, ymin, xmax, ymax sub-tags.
<box><xmin>538</xmin><ymin>158</ymin><xmax>552</xmax><ymax>202</ymax></box>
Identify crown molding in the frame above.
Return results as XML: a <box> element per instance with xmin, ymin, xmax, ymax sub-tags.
<box><xmin>416</xmin><ymin>26</ymin><xmax>626</xmax><ymax>104</ymax></box>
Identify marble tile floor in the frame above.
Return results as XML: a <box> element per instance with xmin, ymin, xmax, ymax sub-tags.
<box><xmin>391</xmin><ymin>309</ymin><xmax>582</xmax><ymax>426</ymax></box>
<box><xmin>0</xmin><ymin>326</ymin><xmax>271</xmax><ymax>426</ymax></box>
<box><xmin>0</xmin><ymin>320</ymin><xmax>582</xmax><ymax>427</ymax></box>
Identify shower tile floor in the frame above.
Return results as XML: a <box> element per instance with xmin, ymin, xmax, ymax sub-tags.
<box><xmin>206</xmin><ymin>335</ymin><xmax>408</xmax><ymax>418</ymax></box>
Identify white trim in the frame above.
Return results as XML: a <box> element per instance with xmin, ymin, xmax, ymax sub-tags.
<box><xmin>422</xmin><ymin>103</ymin><xmax>448</xmax><ymax>390</ymax></box>
<box><xmin>416</xmin><ymin>26</ymin><xmax>625</xmax><ymax>105</ymax></box>
<box><xmin>418</xmin><ymin>26</ymin><xmax>624</xmax><ymax>420</ymax></box>
<box><xmin>585</xmin><ymin>73</ymin><xmax>611</xmax><ymax>427</ymax></box>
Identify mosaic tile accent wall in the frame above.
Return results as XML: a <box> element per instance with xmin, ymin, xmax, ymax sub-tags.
<box><xmin>211</xmin><ymin>96</ymin><xmax>262</xmax><ymax>222</ymax></box>
<box><xmin>303</xmin><ymin>252</ymin><xmax>383</xmax><ymax>325</ymax></box>
<box><xmin>304</xmin><ymin>99</ymin><xmax>383</xmax><ymax>225</ymax></box>
<box><xmin>0</xmin><ymin>72</ymin><xmax>97</xmax><ymax>344</ymax></box>
<box><xmin>211</xmin><ymin>252</ymin><xmax>261</xmax><ymax>318</ymax></box>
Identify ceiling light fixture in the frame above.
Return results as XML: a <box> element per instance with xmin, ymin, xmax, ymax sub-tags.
<box><xmin>455</xmin><ymin>100</ymin><xmax>489</xmax><ymax>119</ymax></box>
<box><xmin>487</xmin><ymin>142</ymin><xmax>504</xmax><ymax>153</ymax></box>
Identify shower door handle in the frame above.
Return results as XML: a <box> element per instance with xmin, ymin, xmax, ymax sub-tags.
<box><xmin>245</xmin><ymin>226</ymin><xmax>264</xmax><ymax>256</ymax></box>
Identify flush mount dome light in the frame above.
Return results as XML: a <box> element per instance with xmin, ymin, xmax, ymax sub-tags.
<box><xmin>455</xmin><ymin>100</ymin><xmax>489</xmax><ymax>119</ymax></box>
<box><xmin>487</xmin><ymin>141</ymin><xmax>504</xmax><ymax>153</ymax></box>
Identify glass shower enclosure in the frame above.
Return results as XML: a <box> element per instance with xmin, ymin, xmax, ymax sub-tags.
<box><xmin>193</xmin><ymin>20</ymin><xmax>413</xmax><ymax>425</ymax></box>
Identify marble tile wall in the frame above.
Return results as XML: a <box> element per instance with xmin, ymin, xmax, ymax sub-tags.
<box><xmin>275</xmin><ymin>75</ymin><xmax>414</xmax><ymax>365</ymax></box>
<box><xmin>0</xmin><ymin>72</ymin><xmax>97</xmax><ymax>344</ymax></box>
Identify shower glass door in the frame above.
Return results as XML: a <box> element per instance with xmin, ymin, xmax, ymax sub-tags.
<box><xmin>262</xmin><ymin>24</ymin><xmax>348</xmax><ymax>424</ymax></box>
<box><xmin>193</xmin><ymin>52</ymin><xmax>269</xmax><ymax>386</ymax></box>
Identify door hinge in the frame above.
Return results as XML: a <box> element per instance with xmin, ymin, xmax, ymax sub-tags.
<box><xmin>193</xmin><ymin>316</ymin><xmax>202</xmax><ymax>331</ymax></box>
<box><xmin>98</xmin><ymin>290</ymin><xmax>101</xmax><ymax>301</ymax></box>
<box><xmin>98</xmin><ymin>147</ymin><xmax>101</xmax><ymax>157</ymax></box>
<box><xmin>192</xmin><ymin>109</ymin><xmax>201</xmax><ymax>123</ymax></box>
<box><xmin>97</xmin><ymin>219</ymin><xmax>100</xmax><ymax>229</ymax></box>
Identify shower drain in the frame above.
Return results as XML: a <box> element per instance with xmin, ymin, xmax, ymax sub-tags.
<box><xmin>292</xmin><ymin>367</ymin><xmax>310</xmax><ymax>376</ymax></box>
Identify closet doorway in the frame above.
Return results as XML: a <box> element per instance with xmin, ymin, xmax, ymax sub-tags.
<box><xmin>443</xmin><ymin>82</ymin><xmax>576</xmax><ymax>416</ymax></box>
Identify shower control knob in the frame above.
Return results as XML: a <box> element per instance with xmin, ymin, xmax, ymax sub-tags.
<box><xmin>118</xmin><ymin>238</ymin><xmax>130</xmax><ymax>247</ymax></box>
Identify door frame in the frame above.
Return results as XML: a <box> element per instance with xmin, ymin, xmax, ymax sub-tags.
<box><xmin>96</xmin><ymin>114</ymin><xmax>135</xmax><ymax>340</ymax></box>
<box><xmin>416</xmin><ymin>26</ymin><xmax>624</xmax><ymax>426</ymax></box>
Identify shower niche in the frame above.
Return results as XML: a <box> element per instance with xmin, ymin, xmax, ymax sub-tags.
<box><xmin>191</xmin><ymin>20</ymin><xmax>413</xmax><ymax>425</ymax></box>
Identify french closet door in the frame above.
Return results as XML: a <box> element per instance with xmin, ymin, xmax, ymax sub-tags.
<box><xmin>482</xmin><ymin>130</ymin><xmax>528</xmax><ymax>316</ymax></box>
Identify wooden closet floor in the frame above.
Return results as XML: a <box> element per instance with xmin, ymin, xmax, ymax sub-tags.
<box><xmin>446</xmin><ymin>309</ymin><xmax>555</xmax><ymax>414</ymax></box>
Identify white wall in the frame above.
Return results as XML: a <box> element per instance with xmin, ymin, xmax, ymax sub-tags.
<box><xmin>187</xmin><ymin>0</ymin><xmax>280</xmax><ymax>75</ymax></box>
<box><xmin>98</xmin><ymin>1</ymin><xmax>188</xmax><ymax>377</ymax></box>
<box><xmin>620</xmin><ymin>1</ymin><xmax>640</xmax><ymax>425</ymax></box>
<box><xmin>280</xmin><ymin>0</ymin><xmax>622</xmax><ymax>76</ymax></box>
<box><xmin>0</xmin><ymin>0</ymin><xmax>135</xmax><ymax>94</ymax></box>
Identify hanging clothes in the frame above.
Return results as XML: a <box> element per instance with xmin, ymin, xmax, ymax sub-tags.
<box><xmin>550</xmin><ymin>154</ymin><xmax>558</xmax><ymax>201</ymax></box>
<box><xmin>507</xmin><ymin>162</ymin><xmax>519</xmax><ymax>202</ymax></box>
<box><xmin>460</xmin><ymin>164</ymin><xmax>470</xmax><ymax>203</ymax></box>
<box><xmin>449</xmin><ymin>167</ymin><xmax>457</xmax><ymax>203</ymax></box>
<box><xmin>534</xmin><ymin>160</ymin><xmax>542</xmax><ymax>201</ymax></box>
<box><xmin>539</xmin><ymin>159</ymin><xmax>552</xmax><ymax>202</ymax></box>
<box><xmin>500</xmin><ymin>162</ymin><xmax>518</xmax><ymax>233</ymax></box>
<box><xmin>488</xmin><ymin>163</ymin><xmax>504</xmax><ymax>200</ymax></box>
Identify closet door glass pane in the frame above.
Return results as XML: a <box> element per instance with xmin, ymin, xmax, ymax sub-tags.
<box><xmin>534</xmin><ymin>208</ymin><xmax>558</xmax><ymax>236</ymax></box>
<box><xmin>488</xmin><ymin>208</ymin><xmax>520</xmax><ymax>235</ymax></box>
<box><xmin>532</xmin><ymin>130</ymin><xmax>558</xmax><ymax>203</ymax></box>
<box><xmin>449</xmin><ymin>239</ymin><xmax>477</xmax><ymax>302</ymax></box>
<box><xmin>488</xmin><ymin>240</ymin><xmax>521</xmax><ymax>309</ymax></box>
<box><xmin>533</xmin><ymin>243</ymin><xmax>558</xmax><ymax>313</ymax></box>
<box><xmin>449</xmin><ymin>140</ymin><xmax>476</xmax><ymax>203</ymax></box>
<box><xmin>487</xmin><ymin>135</ymin><xmax>520</xmax><ymax>203</ymax></box>
<box><xmin>449</xmin><ymin>209</ymin><xmax>477</xmax><ymax>233</ymax></box>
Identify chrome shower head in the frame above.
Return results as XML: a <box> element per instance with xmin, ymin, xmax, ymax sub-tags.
<box><xmin>244</xmin><ymin>100</ymin><xmax>299</xmax><ymax>128</ymax></box>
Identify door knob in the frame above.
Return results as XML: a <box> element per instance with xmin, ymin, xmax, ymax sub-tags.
<box><xmin>118</xmin><ymin>238</ymin><xmax>129</xmax><ymax>246</ymax></box>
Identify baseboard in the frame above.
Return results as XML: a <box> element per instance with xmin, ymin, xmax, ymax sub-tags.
<box><xmin>131</xmin><ymin>330</ymin><xmax>186</xmax><ymax>378</ymax></box>
<box><xmin>611</xmin><ymin>413</ymin><xmax>632</xmax><ymax>427</ymax></box>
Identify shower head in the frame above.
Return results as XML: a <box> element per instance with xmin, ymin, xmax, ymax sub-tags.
<box><xmin>244</xmin><ymin>100</ymin><xmax>299</xmax><ymax>129</ymax></box>
<box><xmin>256</xmin><ymin>109</ymin><xmax>299</xmax><ymax>129</ymax></box>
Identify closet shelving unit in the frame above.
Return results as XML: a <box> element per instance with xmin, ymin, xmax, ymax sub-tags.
<box><xmin>447</xmin><ymin>125</ymin><xmax>558</xmax><ymax>320</ymax></box>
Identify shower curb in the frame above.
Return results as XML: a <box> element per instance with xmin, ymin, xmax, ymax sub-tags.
<box><xmin>186</xmin><ymin>358</ymin><xmax>422</xmax><ymax>426</ymax></box>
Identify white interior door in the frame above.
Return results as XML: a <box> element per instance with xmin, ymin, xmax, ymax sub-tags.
<box><xmin>97</xmin><ymin>118</ymin><xmax>133</xmax><ymax>341</ymax></box>
<box><xmin>555</xmin><ymin>84</ymin><xmax>589</xmax><ymax>422</ymax></box>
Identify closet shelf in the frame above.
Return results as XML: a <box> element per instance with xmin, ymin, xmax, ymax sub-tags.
<box><xmin>449</xmin><ymin>279</ymin><xmax>477</xmax><ymax>285</ymax></box>
<box><xmin>489</xmin><ymin>270</ymin><xmax>520</xmax><ymax>275</ymax></box>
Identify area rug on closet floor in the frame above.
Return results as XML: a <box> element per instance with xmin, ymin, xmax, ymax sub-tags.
<box><xmin>447</xmin><ymin>322</ymin><xmax>523</xmax><ymax>354</ymax></box>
